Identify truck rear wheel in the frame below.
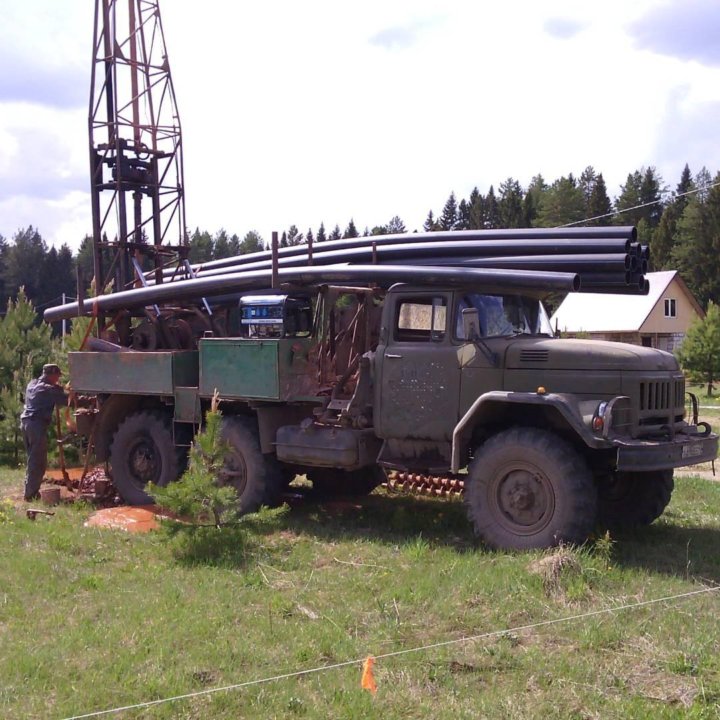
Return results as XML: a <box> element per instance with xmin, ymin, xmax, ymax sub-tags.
<box><xmin>110</xmin><ymin>411</ymin><xmax>180</xmax><ymax>505</ymax></box>
<box><xmin>465</xmin><ymin>427</ymin><xmax>597</xmax><ymax>550</ymax></box>
<box><xmin>220</xmin><ymin>416</ymin><xmax>284</xmax><ymax>513</ymax></box>
<box><xmin>597</xmin><ymin>470</ymin><xmax>674</xmax><ymax>530</ymax></box>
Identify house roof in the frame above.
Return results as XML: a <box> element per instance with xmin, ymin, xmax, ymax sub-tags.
<box><xmin>550</xmin><ymin>271</ymin><xmax>700</xmax><ymax>333</ymax></box>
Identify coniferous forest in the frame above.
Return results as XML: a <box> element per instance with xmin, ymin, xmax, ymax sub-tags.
<box><xmin>2</xmin><ymin>163</ymin><xmax>719</xmax><ymax>317</ymax></box>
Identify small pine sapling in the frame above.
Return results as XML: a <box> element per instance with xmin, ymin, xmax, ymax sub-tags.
<box><xmin>150</xmin><ymin>392</ymin><xmax>238</xmax><ymax>527</ymax></box>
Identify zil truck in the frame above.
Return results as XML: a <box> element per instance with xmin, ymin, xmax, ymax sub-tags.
<box><xmin>66</xmin><ymin>279</ymin><xmax>717</xmax><ymax>550</ymax></box>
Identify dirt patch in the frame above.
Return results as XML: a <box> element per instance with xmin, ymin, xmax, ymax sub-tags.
<box><xmin>84</xmin><ymin>505</ymin><xmax>168</xmax><ymax>533</ymax></box>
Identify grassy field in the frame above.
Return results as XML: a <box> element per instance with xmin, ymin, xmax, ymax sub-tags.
<box><xmin>1</xmin><ymin>467</ymin><xmax>719</xmax><ymax>719</ymax></box>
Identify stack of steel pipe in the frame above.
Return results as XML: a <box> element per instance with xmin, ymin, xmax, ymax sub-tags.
<box><xmin>154</xmin><ymin>226</ymin><xmax>649</xmax><ymax>294</ymax></box>
<box><xmin>44</xmin><ymin>226</ymin><xmax>648</xmax><ymax>322</ymax></box>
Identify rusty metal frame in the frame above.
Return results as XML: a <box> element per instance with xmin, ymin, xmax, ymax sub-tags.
<box><xmin>89</xmin><ymin>0</ymin><xmax>186</xmax><ymax>315</ymax></box>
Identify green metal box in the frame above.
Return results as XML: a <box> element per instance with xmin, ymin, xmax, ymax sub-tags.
<box><xmin>69</xmin><ymin>351</ymin><xmax>198</xmax><ymax>395</ymax></box>
<box><xmin>198</xmin><ymin>337</ymin><xmax>319</xmax><ymax>401</ymax></box>
<box><xmin>199</xmin><ymin>339</ymin><xmax>280</xmax><ymax>399</ymax></box>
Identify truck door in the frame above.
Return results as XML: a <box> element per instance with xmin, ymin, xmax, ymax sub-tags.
<box><xmin>375</xmin><ymin>292</ymin><xmax>460</xmax><ymax>441</ymax></box>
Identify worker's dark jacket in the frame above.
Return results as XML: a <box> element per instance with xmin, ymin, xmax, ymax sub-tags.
<box><xmin>21</xmin><ymin>378</ymin><xmax>68</xmax><ymax>426</ymax></box>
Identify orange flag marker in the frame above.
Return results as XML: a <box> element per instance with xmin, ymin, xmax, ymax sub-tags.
<box><xmin>361</xmin><ymin>656</ymin><xmax>377</xmax><ymax>694</ymax></box>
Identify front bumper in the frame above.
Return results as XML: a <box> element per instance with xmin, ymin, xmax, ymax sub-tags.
<box><xmin>615</xmin><ymin>431</ymin><xmax>718</xmax><ymax>472</ymax></box>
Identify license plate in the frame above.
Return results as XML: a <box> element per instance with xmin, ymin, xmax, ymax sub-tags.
<box><xmin>682</xmin><ymin>442</ymin><xmax>704</xmax><ymax>459</ymax></box>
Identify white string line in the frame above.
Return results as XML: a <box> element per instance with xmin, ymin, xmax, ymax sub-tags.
<box><xmin>561</xmin><ymin>180</ymin><xmax>720</xmax><ymax>227</ymax></box>
<box><xmin>61</xmin><ymin>583</ymin><xmax>720</xmax><ymax>720</ymax></box>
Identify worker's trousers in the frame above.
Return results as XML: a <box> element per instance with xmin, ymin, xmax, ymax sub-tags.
<box><xmin>21</xmin><ymin>419</ymin><xmax>48</xmax><ymax>500</ymax></box>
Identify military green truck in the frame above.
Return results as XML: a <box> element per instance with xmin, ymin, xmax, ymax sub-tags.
<box><xmin>68</xmin><ymin>281</ymin><xmax>717</xmax><ymax>549</ymax></box>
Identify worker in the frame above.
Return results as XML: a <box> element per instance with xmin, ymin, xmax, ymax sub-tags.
<box><xmin>20</xmin><ymin>364</ymin><xmax>72</xmax><ymax>501</ymax></box>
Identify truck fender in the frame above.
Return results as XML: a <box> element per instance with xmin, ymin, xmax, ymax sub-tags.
<box><xmin>450</xmin><ymin>391</ymin><xmax>600</xmax><ymax>473</ymax></box>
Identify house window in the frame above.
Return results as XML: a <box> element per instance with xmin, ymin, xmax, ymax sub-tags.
<box><xmin>664</xmin><ymin>298</ymin><xmax>677</xmax><ymax>318</ymax></box>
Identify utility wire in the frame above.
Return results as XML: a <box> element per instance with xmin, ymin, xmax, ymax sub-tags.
<box><xmin>60</xmin><ymin>583</ymin><xmax>720</xmax><ymax>720</ymax></box>
<box><xmin>561</xmin><ymin>180</ymin><xmax>720</xmax><ymax>228</ymax></box>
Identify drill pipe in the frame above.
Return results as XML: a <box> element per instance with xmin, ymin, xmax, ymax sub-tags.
<box><xmin>43</xmin><ymin>264</ymin><xmax>580</xmax><ymax>322</ymax></box>
<box><xmin>155</xmin><ymin>239</ymin><xmax>640</xmax><ymax>283</ymax></box>
<box><xmin>153</xmin><ymin>227</ymin><xmax>638</xmax><ymax>280</ymax></box>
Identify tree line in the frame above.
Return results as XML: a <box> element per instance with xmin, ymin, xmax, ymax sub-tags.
<box><xmin>1</xmin><ymin>163</ymin><xmax>719</xmax><ymax>318</ymax></box>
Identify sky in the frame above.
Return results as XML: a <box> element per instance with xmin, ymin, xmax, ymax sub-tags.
<box><xmin>1</xmin><ymin>0</ymin><xmax>719</xmax><ymax>252</ymax></box>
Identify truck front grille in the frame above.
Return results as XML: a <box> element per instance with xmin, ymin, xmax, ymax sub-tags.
<box><xmin>637</xmin><ymin>376</ymin><xmax>685</xmax><ymax>432</ymax></box>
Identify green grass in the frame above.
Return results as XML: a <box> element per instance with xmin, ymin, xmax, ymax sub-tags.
<box><xmin>1</xmin><ymin>468</ymin><xmax>719</xmax><ymax>719</ymax></box>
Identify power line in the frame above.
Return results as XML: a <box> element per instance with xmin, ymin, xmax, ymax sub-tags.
<box><xmin>60</xmin><ymin>583</ymin><xmax>720</xmax><ymax>720</ymax></box>
<box><xmin>561</xmin><ymin>180</ymin><xmax>720</xmax><ymax>228</ymax></box>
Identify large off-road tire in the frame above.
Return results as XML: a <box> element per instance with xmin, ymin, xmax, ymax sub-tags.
<box><xmin>308</xmin><ymin>466</ymin><xmax>385</xmax><ymax>497</ymax></box>
<box><xmin>110</xmin><ymin>411</ymin><xmax>180</xmax><ymax>505</ymax></box>
<box><xmin>220</xmin><ymin>416</ymin><xmax>284</xmax><ymax>513</ymax></box>
<box><xmin>597</xmin><ymin>470</ymin><xmax>674</xmax><ymax>530</ymax></box>
<box><xmin>465</xmin><ymin>427</ymin><xmax>597</xmax><ymax>550</ymax></box>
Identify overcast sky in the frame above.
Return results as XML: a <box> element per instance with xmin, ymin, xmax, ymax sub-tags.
<box><xmin>1</xmin><ymin>0</ymin><xmax>719</xmax><ymax>251</ymax></box>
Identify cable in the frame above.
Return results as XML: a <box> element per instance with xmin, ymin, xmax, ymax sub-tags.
<box><xmin>60</xmin><ymin>583</ymin><xmax>720</xmax><ymax>720</ymax></box>
<box><xmin>561</xmin><ymin>181</ymin><xmax>720</xmax><ymax>228</ymax></box>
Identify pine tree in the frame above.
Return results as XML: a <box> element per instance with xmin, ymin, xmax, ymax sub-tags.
<box><xmin>227</xmin><ymin>234</ymin><xmax>241</xmax><ymax>256</ymax></box>
<box><xmin>651</xmin><ymin>208</ymin><xmax>675</xmax><ymax>270</ymax></box>
<box><xmin>212</xmin><ymin>229</ymin><xmax>233</xmax><ymax>259</ymax></box>
<box><xmin>524</xmin><ymin>175</ymin><xmax>547</xmax><ymax>227</ymax></box>
<box><xmin>639</xmin><ymin>166</ymin><xmax>665</xmax><ymax>228</ymax></box>
<box><xmin>343</xmin><ymin>219</ymin><xmax>359</xmax><ymax>239</ymax></box>
<box><xmin>498</xmin><ymin>178</ymin><xmax>524</xmax><ymax>228</ymax></box>
<box><xmin>386</xmin><ymin>216</ymin><xmax>406</xmax><ymax>234</ymax></box>
<box><xmin>423</xmin><ymin>210</ymin><xmax>438</xmax><ymax>232</ymax></box>
<box><xmin>149</xmin><ymin>394</ymin><xmax>240</xmax><ymax>526</ymax></box>
<box><xmin>534</xmin><ymin>176</ymin><xmax>585</xmax><ymax>227</ymax></box>
<box><xmin>238</xmin><ymin>231</ymin><xmax>264</xmax><ymax>254</ymax></box>
<box><xmin>676</xmin><ymin>301</ymin><xmax>720</xmax><ymax>396</ymax></box>
<box><xmin>439</xmin><ymin>192</ymin><xmax>458</xmax><ymax>231</ymax></box>
<box><xmin>468</xmin><ymin>187</ymin><xmax>485</xmax><ymax>229</ymax></box>
<box><xmin>614</xmin><ymin>171</ymin><xmax>643</xmax><ymax>225</ymax></box>
<box><xmin>579</xmin><ymin>166</ymin><xmax>598</xmax><ymax>208</ymax></box>
<box><xmin>287</xmin><ymin>225</ymin><xmax>304</xmax><ymax>246</ymax></box>
<box><xmin>316</xmin><ymin>223</ymin><xmax>327</xmax><ymax>243</ymax></box>
<box><xmin>306</xmin><ymin>228</ymin><xmax>314</xmax><ymax>246</ymax></box>
<box><xmin>671</xmin><ymin>175</ymin><xmax>720</xmax><ymax>307</ymax></box>
<box><xmin>328</xmin><ymin>225</ymin><xmax>342</xmax><ymax>241</ymax></box>
<box><xmin>673</xmin><ymin>164</ymin><xmax>694</xmax><ymax>216</ymax></box>
<box><xmin>4</xmin><ymin>226</ymin><xmax>47</xmax><ymax>302</ymax></box>
<box><xmin>484</xmin><ymin>186</ymin><xmax>500</xmax><ymax>228</ymax></box>
<box><xmin>0</xmin><ymin>289</ymin><xmax>55</xmax><ymax>462</ymax></box>
<box><xmin>587</xmin><ymin>173</ymin><xmax>612</xmax><ymax>225</ymax></box>
<box><xmin>188</xmin><ymin>228</ymin><xmax>213</xmax><ymax>263</ymax></box>
<box><xmin>457</xmin><ymin>199</ymin><xmax>471</xmax><ymax>230</ymax></box>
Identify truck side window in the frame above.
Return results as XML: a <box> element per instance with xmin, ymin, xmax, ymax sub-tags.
<box><xmin>395</xmin><ymin>297</ymin><xmax>447</xmax><ymax>342</ymax></box>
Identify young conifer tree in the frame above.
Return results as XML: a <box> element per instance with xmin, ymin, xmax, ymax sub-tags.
<box><xmin>150</xmin><ymin>392</ymin><xmax>238</xmax><ymax>527</ymax></box>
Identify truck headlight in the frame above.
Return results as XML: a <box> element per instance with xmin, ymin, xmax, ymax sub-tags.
<box><xmin>592</xmin><ymin>401</ymin><xmax>608</xmax><ymax>433</ymax></box>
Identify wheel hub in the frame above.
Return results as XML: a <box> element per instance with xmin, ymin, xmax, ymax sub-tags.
<box><xmin>129</xmin><ymin>439</ymin><xmax>159</xmax><ymax>484</ymax></box>
<box><xmin>494</xmin><ymin>468</ymin><xmax>553</xmax><ymax>533</ymax></box>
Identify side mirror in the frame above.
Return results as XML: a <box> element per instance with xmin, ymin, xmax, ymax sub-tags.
<box><xmin>462</xmin><ymin>308</ymin><xmax>480</xmax><ymax>341</ymax></box>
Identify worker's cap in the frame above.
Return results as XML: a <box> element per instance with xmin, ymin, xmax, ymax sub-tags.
<box><xmin>42</xmin><ymin>363</ymin><xmax>62</xmax><ymax>377</ymax></box>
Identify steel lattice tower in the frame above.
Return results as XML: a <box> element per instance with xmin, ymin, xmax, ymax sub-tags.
<box><xmin>89</xmin><ymin>0</ymin><xmax>186</xmax><ymax>304</ymax></box>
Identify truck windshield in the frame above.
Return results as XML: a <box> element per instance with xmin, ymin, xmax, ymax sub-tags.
<box><xmin>456</xmin><ymin>294</ymin><xmax>553</xmax><ymax>339</ymax></box>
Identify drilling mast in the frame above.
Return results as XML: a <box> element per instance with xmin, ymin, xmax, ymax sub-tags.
<box><xmin>89</xmin><ymin>0</ymin><xmax>186</xmax><ymax>310</ymax></box>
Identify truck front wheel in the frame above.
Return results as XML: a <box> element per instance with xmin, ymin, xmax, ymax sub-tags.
<box><xmin>220</xmin><ymin>416</ymin><xmax>283</xmax><ymax>513</ymax></box>
<box><xmin>466</xmin><ymin>427</ymin><xmax>597</xmax><ymax>550</ymax></box>
<box><xmin>110</xmin><ymin>411</ymin><xmax>180</xmax><ymax>505</ymax></box>
<box><xmin>597</xmin><ymin>470</ymin><xmax>674</xmax><ymax>530</ymax></box>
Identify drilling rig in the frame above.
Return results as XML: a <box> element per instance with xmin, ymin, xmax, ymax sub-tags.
<box><xmin>88</xmin><ymin>0</ymin><xmax>186</xmax><ymax>324</ymax></box>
